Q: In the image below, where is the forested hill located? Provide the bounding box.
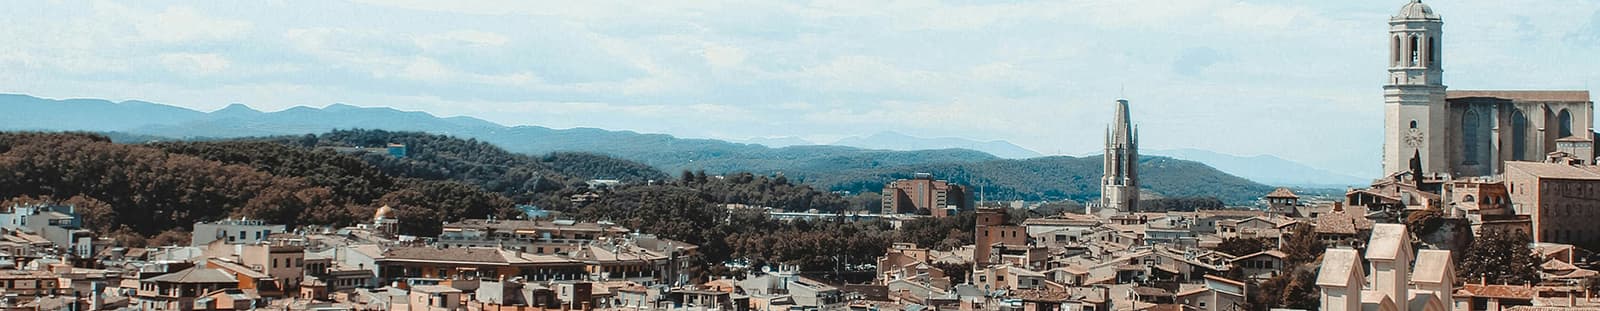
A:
[0,131,857,242]
[801,155,1273,204]
[0,95,1276,204]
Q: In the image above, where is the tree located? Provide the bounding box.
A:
[1215,237,1274,256]
[1458,229,1540,285]
[1252,270,1319,311]
[1280,225,1325,266]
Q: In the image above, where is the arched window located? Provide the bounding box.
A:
[1410,35,1422,66]
[1393,36,1403,66]
[1410,120,1418,129]
[1558,109,1574,138]
[1428,37,1438,67]
[1512,109,1528,160]
[1462,109,1484,165]
[1462,195,1475,203]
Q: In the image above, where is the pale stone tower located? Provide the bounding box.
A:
[1102,98,1139,212]
[1366,224,1414,311]
[1383,0,1448,177]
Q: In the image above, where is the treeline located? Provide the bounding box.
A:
[262,130,667,208]
[805,156,1273,204]
[0,133,346,240]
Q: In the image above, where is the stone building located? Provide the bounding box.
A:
[1381,0,1595,178]
[1102,98,1140,213]
[880,173,968,217]
[1316,224,1453,311]
[1502,161,1600,245]
[974,208,1026,267]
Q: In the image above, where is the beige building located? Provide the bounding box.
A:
[1503,161,1600,245]
[1316,224,1454,311]
[881,173,967,217]
[1380,0,1595,178]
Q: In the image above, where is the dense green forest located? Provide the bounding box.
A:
[804,156,1273,204]
[0,131,970,273]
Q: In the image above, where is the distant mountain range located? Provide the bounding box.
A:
[0,94,1289,203]
[831,131,1044,159]
[1147,149,1369,188]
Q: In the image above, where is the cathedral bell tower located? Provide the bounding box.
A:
[1383,0,1447,178]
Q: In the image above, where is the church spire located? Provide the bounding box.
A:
[1102,98,1140,213]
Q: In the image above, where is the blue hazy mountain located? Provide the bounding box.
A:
[1146,148,1369,188]
[832,131,1044,159]
[735,136,815,148]
[0,93,1281,203]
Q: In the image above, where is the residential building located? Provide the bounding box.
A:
[881,173,968,217]
[191,219,286,246]
[1503,161,1600,245]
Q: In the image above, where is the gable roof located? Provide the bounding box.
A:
[1316,249,1363,287]
[1264,187,1299,199]
[1235,250,1288,261]
[146,267,237,284]
[1365,224,1411,261]
[1411,250,1453,284]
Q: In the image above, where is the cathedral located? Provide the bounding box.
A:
[1102,99,1139,212]
[1381,0,1596,178]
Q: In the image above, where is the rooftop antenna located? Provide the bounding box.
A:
[1120,83,1126,99]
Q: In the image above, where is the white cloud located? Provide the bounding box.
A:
[129,5,252,43]
[0,0,1595,178]
[702,44,748,68]
[160,53,230,75]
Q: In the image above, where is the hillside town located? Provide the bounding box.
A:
[0,1,1598,311]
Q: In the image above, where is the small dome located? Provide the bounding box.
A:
[375,205,394,220]
[1395,0,1439,20]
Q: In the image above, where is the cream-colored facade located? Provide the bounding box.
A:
[1381,1,1596,178]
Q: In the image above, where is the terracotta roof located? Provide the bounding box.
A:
[1542,258,1579,272]
[1010,289,1075,303]
[1132,287,1172,297]
[1264,187,1299,199]
[146,267,237,284]
[1147,304,1185,311]
[1022,218,1100,227]
[1505,162,1600,181]
[1314,210,1373,235]
[1447,90,1591,102]
[1203,275,1245,288]
[1235,250,1288,261]
[1456,284,1537,300]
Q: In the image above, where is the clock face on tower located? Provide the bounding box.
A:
[1405,128,1424,147]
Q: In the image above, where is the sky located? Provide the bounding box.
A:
[3,1,1599,178]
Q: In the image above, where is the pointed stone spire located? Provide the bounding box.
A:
[1102,98,1140,212]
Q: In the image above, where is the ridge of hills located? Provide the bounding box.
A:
[0,94,1279,203]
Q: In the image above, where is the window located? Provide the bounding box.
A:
[1392,35,1403,66]
[1427,36,1437,66]
[1410,35,1421,66]
[1410,120,1417,129]
[1462,109,1485,165]
[1558,109,1574,138]
[1463,195,1475,203]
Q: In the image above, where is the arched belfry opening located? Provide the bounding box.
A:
[1558,109,1574,137]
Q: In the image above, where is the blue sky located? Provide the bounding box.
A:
[3,1,1598,177]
